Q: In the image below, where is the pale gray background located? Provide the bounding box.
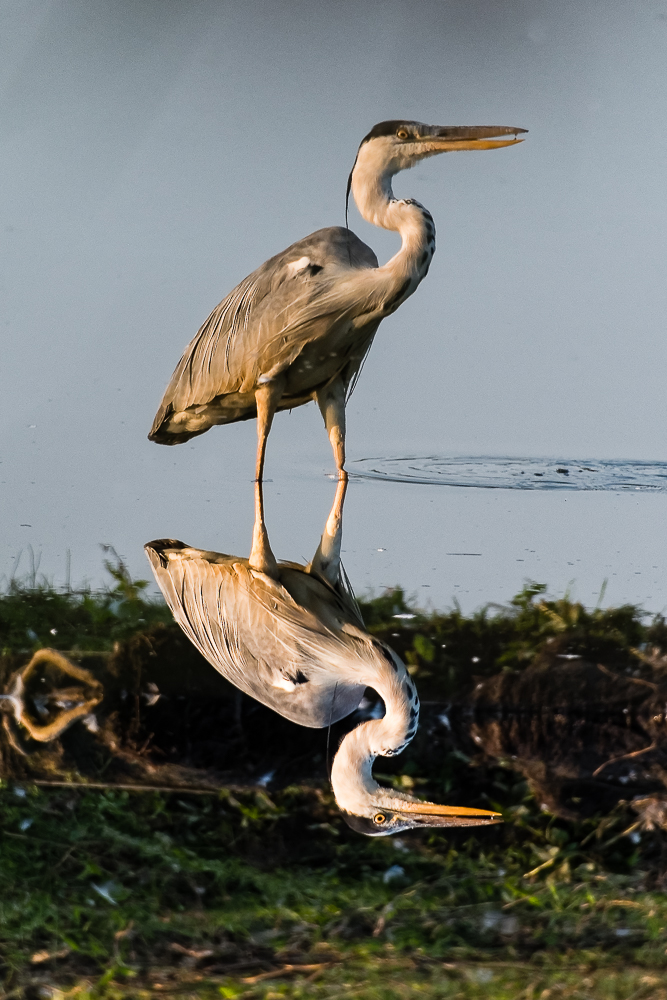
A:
[2,1,666,610]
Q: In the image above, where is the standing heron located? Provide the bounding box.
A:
[149,120,526,571]
[144,481,500,835]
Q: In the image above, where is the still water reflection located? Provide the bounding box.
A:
[6,594,667,837]
[144,479,501,834]
[249,457,667,616]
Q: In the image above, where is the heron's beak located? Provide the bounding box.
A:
[396,799,503,828]
[419,125,527,152]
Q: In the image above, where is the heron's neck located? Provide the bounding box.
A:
[330,644,420,816]
[350,148,435,302]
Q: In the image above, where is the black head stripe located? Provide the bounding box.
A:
[361,120,420,144]
[345,166,354,221]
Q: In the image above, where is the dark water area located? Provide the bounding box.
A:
[4,620,667,834]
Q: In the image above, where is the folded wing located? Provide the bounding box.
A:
[149,228,379,443]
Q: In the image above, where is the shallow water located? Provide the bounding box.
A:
[227,451,667,615]
[333,455,667,611]
[318,468,667,614]
[5,439,667,615]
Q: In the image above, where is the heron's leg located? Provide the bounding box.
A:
[253,377,284,482]
[249,380,283,576]
[308,476,347,585]
[316,376,347,480]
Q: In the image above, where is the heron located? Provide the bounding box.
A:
[144,479,501,835]
[148,120,526,571]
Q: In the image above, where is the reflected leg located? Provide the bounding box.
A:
[249,380,283,576]
[249,478,277,575]
[316,376,347,480]
[308,476,347,586]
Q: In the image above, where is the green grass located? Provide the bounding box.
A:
[2,569,667,997]
[1,778,666,998]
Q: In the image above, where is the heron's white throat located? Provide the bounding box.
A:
[350,137,436,302]
[330,642,420,817]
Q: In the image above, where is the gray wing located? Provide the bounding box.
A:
[145,540,366,728]
[149,227,379,442]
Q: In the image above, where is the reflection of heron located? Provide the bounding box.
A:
[145,480,500,835]
[149,121,525,569]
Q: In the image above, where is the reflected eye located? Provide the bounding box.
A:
[396,129,409,140]
[374,812,387,824]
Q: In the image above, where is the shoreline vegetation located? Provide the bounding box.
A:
[2,558,667,997]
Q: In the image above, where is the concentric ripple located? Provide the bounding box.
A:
[352,457,667,491]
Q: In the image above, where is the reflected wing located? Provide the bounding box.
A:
[145,540,366,728]
[149,227,379,441]
[335,561,365,629]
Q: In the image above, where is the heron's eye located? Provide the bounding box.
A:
[396,129,409,140]
[374,812,387,824]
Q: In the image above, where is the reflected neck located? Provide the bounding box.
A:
[330,644,419,816]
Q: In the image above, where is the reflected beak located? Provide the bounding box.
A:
[419,125,527,152]
[397,799,503,828]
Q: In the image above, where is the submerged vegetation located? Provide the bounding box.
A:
[360,581,664,694]
[0,548,172,655]
[2,562,667,997]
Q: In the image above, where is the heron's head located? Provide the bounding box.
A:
[330,669,502,837]
[354,120,526,177]
[340,789,502,837]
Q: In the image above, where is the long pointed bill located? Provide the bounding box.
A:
[396,799,503,827]
[420,125,527,152]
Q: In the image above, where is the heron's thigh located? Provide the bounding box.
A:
[316,377,346,432]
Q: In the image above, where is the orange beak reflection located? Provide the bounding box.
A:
[396,799,503,828]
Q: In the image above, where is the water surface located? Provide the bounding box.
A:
[353,457,667,492]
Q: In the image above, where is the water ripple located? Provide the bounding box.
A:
[352,457,667,491]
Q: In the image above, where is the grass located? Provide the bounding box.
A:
[1,780,667,998]
[2,565,667,997]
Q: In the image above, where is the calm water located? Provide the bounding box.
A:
[293,459,667,614]
[3,4,667,617]
[4,442,667,615]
